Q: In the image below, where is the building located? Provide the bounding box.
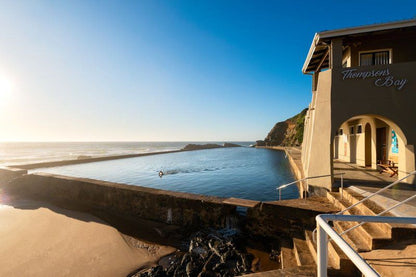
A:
[301,19,416,191]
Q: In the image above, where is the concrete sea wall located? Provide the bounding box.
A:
[0,167,330,240]
[12,150,183,170]
[3,171,236,229]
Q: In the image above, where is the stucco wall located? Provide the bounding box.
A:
[347,29,416,67]
[302,70,333,190]
[303,61,416,189]
[331,62,416,181]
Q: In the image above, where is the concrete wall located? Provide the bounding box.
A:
[3,172,237,229]
[245,202,326,240]
[302,70,333,190]
[0,167,328,240]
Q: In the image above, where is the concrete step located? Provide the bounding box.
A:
[343,188,416,240]
[293,238,315,266]
[334,221,371,252]
[327,192,392,250]
[280,245,297,269]
[242,265,315,276]
[304,230,358,276]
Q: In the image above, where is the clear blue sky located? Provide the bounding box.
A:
[0,0,414,141]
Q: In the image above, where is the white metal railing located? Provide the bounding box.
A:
[337,171,416,215]
[316,214,416,277]
[337,171,416,236]
[277,173,345,201]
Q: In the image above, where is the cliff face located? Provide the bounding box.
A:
[263,108,307,147]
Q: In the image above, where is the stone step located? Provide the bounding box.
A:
[343,188,416,240]
[304,230,358,276]
[280,245,297,269]
[333,221,371,252]
[293,238,315,266]
[327,192,392,250]
[242,265,315,276]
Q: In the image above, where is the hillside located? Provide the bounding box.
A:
[260,108,308,147]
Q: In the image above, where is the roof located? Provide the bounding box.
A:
[302,19,416,74]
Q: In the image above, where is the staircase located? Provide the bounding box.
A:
[280,188,416,276]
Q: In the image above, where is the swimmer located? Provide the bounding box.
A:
[159,170,164,178]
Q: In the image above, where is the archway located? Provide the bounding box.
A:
[332,114,415,183]
[365,123,372,167]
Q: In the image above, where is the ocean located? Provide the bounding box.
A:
[1,142,298,201]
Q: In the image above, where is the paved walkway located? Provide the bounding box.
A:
[334,161,416,206]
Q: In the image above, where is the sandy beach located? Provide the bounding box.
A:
[0,197,175,277]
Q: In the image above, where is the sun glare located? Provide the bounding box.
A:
[0,75,13,100]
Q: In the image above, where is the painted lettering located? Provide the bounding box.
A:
[341,68,406,90]
[375,76,407,90]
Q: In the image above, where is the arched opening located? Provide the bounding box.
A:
[333,114,415,184]
[365,123,372,167]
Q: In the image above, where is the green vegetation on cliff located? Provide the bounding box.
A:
[261,108,307,147]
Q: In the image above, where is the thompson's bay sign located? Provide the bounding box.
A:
[341,68,407,90]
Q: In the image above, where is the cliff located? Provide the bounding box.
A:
[262,108,308,147]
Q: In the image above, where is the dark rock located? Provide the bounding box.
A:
[255,140,266,147]
[182,144,223,151]
[222,143,241,148]
[136,229,253,277]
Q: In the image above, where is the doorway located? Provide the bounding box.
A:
[365,123,372,167]
[376,127,387,163]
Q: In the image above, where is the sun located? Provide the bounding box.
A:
[0,75,13,101]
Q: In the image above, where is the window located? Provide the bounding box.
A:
[357,125,362,134]
[359,50,391,66]
[350,126,354,135]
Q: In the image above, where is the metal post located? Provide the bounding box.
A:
[317,222,328,277]
[340,174,344,200]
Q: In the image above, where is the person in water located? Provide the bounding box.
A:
[159,170,164,177]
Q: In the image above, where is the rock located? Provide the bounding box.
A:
[255,140,266,147]
[138,229,254,277]
[182,144,223,151]
[222,143,241,148]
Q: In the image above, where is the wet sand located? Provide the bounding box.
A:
[0,198,175,277]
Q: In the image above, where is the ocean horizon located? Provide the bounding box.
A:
[0,141,254,167]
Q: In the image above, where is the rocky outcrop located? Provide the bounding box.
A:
[183,143,241,151]
[182,144,223,151]
[261,108,307,147]
[133,229,254,277]
[223,143,241,148]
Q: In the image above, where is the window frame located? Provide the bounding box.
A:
[358,49,392,66]
[356,124,363,135]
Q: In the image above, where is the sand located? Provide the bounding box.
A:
[0,198,175,277]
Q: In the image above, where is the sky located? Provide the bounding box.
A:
[0,0,415,142]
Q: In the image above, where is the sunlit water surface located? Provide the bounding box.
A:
[32,147,298,201]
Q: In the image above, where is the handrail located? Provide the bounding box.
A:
[336,170,416,237]
[337,170,416,215]
[276,172,345,200]
[316,214,416,277]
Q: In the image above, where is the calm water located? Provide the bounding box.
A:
[0,141,252,166]
[31,147,298,201]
